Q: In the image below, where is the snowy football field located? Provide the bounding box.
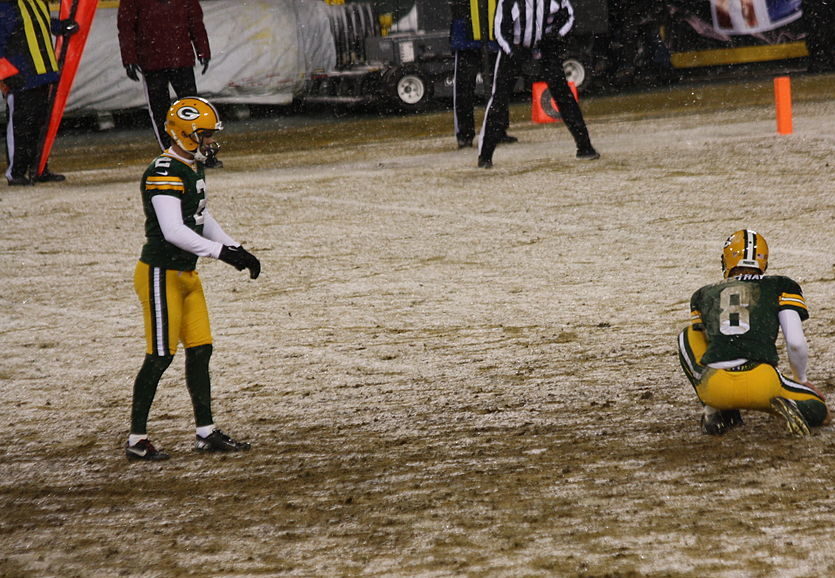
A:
[2,74,835,576]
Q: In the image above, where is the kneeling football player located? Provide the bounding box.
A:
[677,229,829,436]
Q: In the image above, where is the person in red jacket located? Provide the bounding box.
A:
[117,0,218,165]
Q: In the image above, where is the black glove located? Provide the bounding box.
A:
[219,245,260,279]
[544,7,570,39]
[125,64,140,81]
[199,57,210,75]
[52,18,79,36]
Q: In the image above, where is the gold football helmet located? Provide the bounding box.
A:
[721,229,768,277]
[164,97,223,162]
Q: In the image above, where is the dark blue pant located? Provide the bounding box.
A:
[4,83,51,180]
[453,49,508,141]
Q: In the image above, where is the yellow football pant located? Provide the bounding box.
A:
[134,261,213,356]
[678,326,825,411]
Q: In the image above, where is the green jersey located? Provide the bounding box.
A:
[689,274,808,366]
[139,153,207,271]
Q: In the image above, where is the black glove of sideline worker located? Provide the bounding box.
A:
[219,245,261,279]
[125,64,141,81]
[199,57,210,75]
[52,18,79,36]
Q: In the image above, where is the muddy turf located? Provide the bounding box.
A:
[2,73,835,576]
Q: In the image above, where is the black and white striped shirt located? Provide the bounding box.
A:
[494,0,575,54]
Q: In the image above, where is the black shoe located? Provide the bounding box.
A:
[498,134,518,144]
[477,157,493,169]
[203,157,223,169]
[700,409,744,435]
[457,137,473,149]
[126,439,170,461]
[33,170,66,183]
[7,176,31,186]
[576,148,600,161]
[195,429,251,452]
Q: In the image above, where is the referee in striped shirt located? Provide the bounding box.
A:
[477,0,599,168]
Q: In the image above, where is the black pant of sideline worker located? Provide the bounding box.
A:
[477,38,597,168]
[142,67,197,150]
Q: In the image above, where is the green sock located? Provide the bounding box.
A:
[185,344,214,428]
[131,354,173,434]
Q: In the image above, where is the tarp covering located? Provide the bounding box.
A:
[66,0,336,113]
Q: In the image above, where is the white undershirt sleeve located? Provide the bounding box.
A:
[151,195,224,259]
[202,209,239,248]
[779,308,808,382]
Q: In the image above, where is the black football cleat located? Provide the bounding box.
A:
[125,439,170,461]
[477,157,493,169]
[498,134,518,144]
[770,397,811,436]
[195,429,251,452]
[457,137,473,149]
[723,409,744,429]
[700,408,744,435]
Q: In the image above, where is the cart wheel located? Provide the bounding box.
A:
[562,54,592,93]
[386,66,433,112]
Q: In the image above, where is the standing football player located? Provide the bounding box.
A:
[126,97,260,461]
[677,229,830,436]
